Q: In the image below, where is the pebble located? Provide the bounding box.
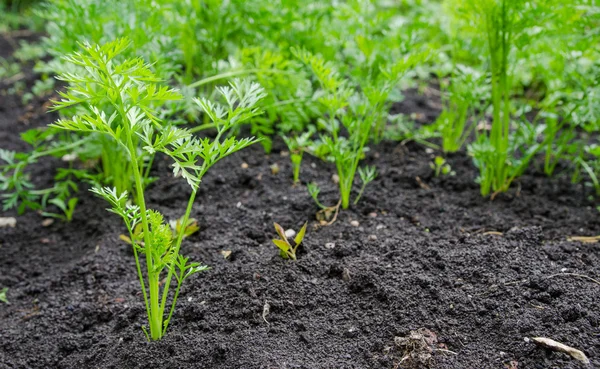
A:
[241,162,249,169]
[332,174,339,184]
[350,220,359,227]
[270,163,280,175]
[344,326,359,338]
[368,212,377,217]
[285,229,296,239]
[325,242,336,249]
[0,217,16,228]
[61,153,77,162]
[41,219,54,227]
[368,235,377,241]
[376,224,386,230]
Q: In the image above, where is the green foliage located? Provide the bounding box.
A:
[272,222,308,260]
[307,182,327,210]
[0,0,44,32]
[354,166,377,205]
[53,40,264,340]
[4,0,600,214]
[0,131,89,217]
[295,48,424,209]
[429,156,454,177]
[282,128,314,184]
[436,65,488,153]
[0,287,8,304]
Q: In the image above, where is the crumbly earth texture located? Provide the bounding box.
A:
[1,35,599,369]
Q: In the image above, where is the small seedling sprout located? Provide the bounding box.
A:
[272,222,308,260]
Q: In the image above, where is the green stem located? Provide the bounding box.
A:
[353,182,368,205]
[159,188,197,321]
[187,68,289,89]
[124,114,160,340]
[30,138,87,160]
[126,221,151,331]
[188,122,216,134]
[162,274,184,335]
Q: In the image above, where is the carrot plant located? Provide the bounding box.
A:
[282,128,314,184]
[50,39,265,340]
[0,130,91,218]
[436,65,488,153]
[448,0,558,196]
[294,48,423,209]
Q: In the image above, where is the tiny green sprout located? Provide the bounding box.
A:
[41,197,78,222]
[354,166,377,205]
[429,156,454,177]
[0,287,8,304]
[282,127,314,184]
[307,182,327,209]
[272,222,308,260]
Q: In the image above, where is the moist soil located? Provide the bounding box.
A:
[1,35,600,369]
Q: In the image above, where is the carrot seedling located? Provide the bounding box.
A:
[282,128,314,184]
[429,156,453,177]
[294,48,424,209]
[50,39,265,340]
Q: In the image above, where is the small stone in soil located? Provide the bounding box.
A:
[350,220,359,227]
[344,327,359,338]
[0,217,16,228]
[368,235,377,241]
[241,162,249,169]
[270,163,280,175]
[325,242,336,249]
[41,218,54,227]
[284,229,296,239]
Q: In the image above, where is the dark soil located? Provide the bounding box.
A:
[1,39,599,369]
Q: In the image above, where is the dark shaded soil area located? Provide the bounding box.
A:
[1,40,600,369]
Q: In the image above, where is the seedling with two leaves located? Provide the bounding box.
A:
[430,156,454,177]
[272,222,308,260]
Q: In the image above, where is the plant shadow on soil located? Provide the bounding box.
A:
[1,37,599,369]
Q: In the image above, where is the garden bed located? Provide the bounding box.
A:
[1,38,600,369]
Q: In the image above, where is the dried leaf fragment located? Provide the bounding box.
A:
[567,235,600,243]
[531,337,590,365]
[262,300,270,324]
